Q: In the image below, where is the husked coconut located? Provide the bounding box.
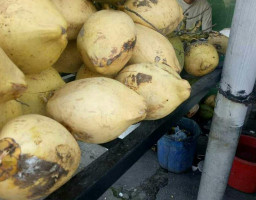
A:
[77,10,136,76]
[0,0,68,74]
[18,67,65,116]
[0,114,80,200]
[51,0,96,40]
[129,24,181,73]
[76,64,103,80]
[184,41,219,76]
[0,48,27,103]
[47,77,147,144]
[0,100,22,130]
[53,40,83,73]
[124,0,183,35]
[116,63,191,120]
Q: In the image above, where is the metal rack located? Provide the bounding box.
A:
[46,68,221,200]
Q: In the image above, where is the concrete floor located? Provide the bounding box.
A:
[98,110,256,200]
[99,147,256,200]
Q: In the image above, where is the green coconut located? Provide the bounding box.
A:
[167,35,184,70]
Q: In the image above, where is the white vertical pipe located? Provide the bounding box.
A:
[197,1,256,200]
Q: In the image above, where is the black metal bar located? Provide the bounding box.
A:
[101,138,121,149]
[46,69,221,200]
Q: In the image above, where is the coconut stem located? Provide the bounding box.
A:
[124,6,163,35]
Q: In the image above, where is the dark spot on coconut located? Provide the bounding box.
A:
[160,67,171,74]
[74,131,93,142]
[11,83,27,98]
[111,47,118,55]
[147,104,164,114]
[61,26,66,35]
[136,73,152,85]
[131,74,136,83]
[0,138,21,182]
[56,144,73,166]
[133,0,158,8]
[154,56,160,63]
[79,26,85,37]
[122,38,136,51]
[107,59,112,66]
[13,154,68,199]
[91,56,99,66]
[104,37,136,66]
[90,37,136,68]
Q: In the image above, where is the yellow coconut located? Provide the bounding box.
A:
[0,100,22,130]
[208,31,229,54]
[129,24,181,73]
[124,0,183,35]
[51,0,96,40]
[53,40,83,73]
[18,67,65,116]
[76,64,103,80]
[0,114,80,200]
[0,48,27,103]
[184,42,219,76]
[0,0,68,74]
[77,10,136,76]
[116,63,191,120]
[47,77,147,144]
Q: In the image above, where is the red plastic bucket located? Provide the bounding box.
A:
[228,135,256,193]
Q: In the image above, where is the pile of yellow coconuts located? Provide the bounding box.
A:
[0,0,226,199]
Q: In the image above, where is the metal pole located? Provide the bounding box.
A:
[197,1,256,200]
